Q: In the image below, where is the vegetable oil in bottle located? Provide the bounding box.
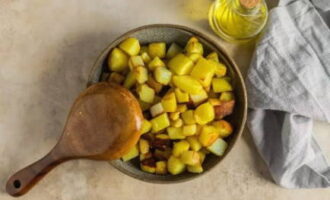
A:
[208,0,268,42]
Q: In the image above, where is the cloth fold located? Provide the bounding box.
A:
[247,0,330,188]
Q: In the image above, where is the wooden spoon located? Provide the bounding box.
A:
[6,82,143,197]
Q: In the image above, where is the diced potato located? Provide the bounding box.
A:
[190,89,208,106]
[182,110,196,125]
[208,98,221,106]
[139,100,151,111]
[123,71,136,89]
[128,55,144,70]
[187,164,203,173]
[151,113,170,132]
[187,136,202,151]
[172,75,203,94]
[139,152,152,161]
[139,46,148,54]
[139,139,150,154]
[148,42,166,58]
[154,67,172,85]
[198,126,219,147]
[122,145,139,161]
[150,103,164,117]
[172,140,190,157]
[141,158,156,173]
[188,53,201,63]
[155,134,170,140]
[119,37,140,56]
[214,100,235,120]
[108,48,129,72]
[194,102,215,125]
[166,43,183,59]
[141,119,152,134]
[168,54,194,75]
[137,84,155,103]
[177,104,188,113]
[185,41,203,55]
[196,124,203,135]
[169,112,180,121]
[180,151,200,165]
[214,62,227,77]
[154,149,172,160]
[148,57,165,71]
[206,52,219,63]
[167,156,186,175]
[155,161,167,174]
[212,78,233,93]
[171,118,183,128]
[190,57,216,87]
[141,52,151,63]
[161,92,177,112]
[174,88,189,103]
[108,72,125,84]
[167,127,185,139]
[219,92,234,101]
[146,75,163,93]
[187,37,199,43]
[206,138,228,156]
[133,66,148,84]
[183,124,197,136]
[198,151,206,163]
[212,120,233,138]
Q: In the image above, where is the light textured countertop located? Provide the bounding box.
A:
[0,0,329,199]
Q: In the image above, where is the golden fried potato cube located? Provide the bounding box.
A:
[208,98,221,106]
[180,150,200,165]
[154,67,172,85]
[123,71,136,89]
[167,156,186,175]
[187,164,203,173]
[141,163,156,173]
[140,119,152,134]
[169,112,180,121]
[181,110,196,125]
[185,41,203,55]
[151,113,170,132]
[219,92,234,101]
[119,37,140,56]
[188,53,201,63]
[154,149,172,160]
[150,102,165,117]
[141,52,151,63]
[190,89,208,106]
[212,120,233,138]
[137,84,155,103]
[108,48,129,72]
[214,62,227,77]
[198,151,206,163]
[128,55,144,70]
[194,102,215,125]
[166,43,183,59]
[172,75,203,94]
[133,66,148,84]
[148,42,166,58]
[190,57,216,87]
[174,88,189,103]
[155,134,170,140]
[172,140,190,157]
[182,124,197,136]
[161,92,177,112]
[121,145,139,161]
[212,78,233,93]
[186,136,202,151]
[139,152,152,161]
[206,52,219,63]
[146,74,163,93]
[171,118,183,128]
[198,126,219,147]
[167,127,185,139]
[214,100,235,120]
[168,54,194,75]
[108,72,125,84]
[148,57,166,71]
[139,139,150,154]
[155,161,168,174]
[176,104,188,113]
[206,138,228,156]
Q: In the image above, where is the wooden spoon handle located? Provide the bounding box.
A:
[6,150,67,197]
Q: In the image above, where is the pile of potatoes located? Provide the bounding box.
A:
[106,36,235,175]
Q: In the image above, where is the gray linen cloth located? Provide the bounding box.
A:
[247,0,330,188]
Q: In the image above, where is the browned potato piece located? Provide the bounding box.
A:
[214,100,235,120]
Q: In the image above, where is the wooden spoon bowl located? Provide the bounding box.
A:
[6,82,143,197]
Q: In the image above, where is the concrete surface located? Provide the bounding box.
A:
[0,0,329,199]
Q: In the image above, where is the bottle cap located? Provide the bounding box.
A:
[239,0,260,9]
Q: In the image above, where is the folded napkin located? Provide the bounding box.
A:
[247,0,330,188]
